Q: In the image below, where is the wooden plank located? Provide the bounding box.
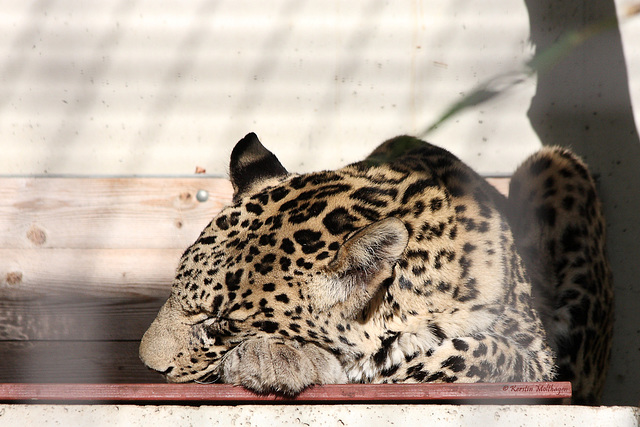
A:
[0,382,571,403]
[0,177,507,251]
[1,248,178,296]
[0,178,509,294]
[486,177,510,197]
[0,341,164,384]
[0,341,570,401]
[0,295,165,341]
[0,177,233,249]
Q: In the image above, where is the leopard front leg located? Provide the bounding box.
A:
[219,336,348,395]
[365,332,555,385]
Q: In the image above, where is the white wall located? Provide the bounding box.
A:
[1,0,639,406]
[1,2,638,175]
[1,1,637,176]
[1,0,545,176]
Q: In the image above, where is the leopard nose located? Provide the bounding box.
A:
[139,344,175,376]
[139,320,178,375]
[138,298,187,375]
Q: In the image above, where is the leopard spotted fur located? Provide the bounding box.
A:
[140,133,612,404]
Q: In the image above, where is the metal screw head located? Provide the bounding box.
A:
[196,189,209,202]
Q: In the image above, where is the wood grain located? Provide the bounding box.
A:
[0,295,165,341]
[0,177,508,292]
[0,177,233,250]
[0,177,506,251]
[0,341,164,384]
[0,382,570,403]
[1,248,179,295]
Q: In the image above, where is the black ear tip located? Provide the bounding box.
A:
[237,132,259,147]
[242,132,259,142]
[232,132,261,160]
[229,132,288,201]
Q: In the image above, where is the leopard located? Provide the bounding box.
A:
[139,132,613,405]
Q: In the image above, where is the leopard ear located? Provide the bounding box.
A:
[316,217,409,317]
[229,133,289,202]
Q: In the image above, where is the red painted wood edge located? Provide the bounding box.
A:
[0,382,571,403]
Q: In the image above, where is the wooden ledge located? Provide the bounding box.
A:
[0,382,571,404]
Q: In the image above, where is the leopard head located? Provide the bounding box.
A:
[139,133,408,383]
